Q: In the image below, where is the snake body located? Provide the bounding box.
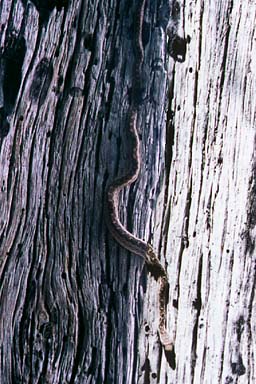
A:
[105,0,175,366]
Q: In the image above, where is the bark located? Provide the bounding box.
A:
[0,0,255,384]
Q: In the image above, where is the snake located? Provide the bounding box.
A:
[104,0,175,368]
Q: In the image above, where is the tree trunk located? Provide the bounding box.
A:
[0,0,255,383]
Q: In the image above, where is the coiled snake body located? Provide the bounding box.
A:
[105,0,175,367]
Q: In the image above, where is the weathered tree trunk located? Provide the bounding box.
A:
[0,0,255,383]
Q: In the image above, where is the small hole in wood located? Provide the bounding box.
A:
[61,272,66,279]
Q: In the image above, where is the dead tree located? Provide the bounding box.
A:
[0,0,255,383]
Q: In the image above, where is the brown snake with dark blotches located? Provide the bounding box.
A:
[105,0,175,367]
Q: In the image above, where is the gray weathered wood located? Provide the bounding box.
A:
[0,0,255,383]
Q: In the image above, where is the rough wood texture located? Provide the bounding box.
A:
[0,0,255,383]
[159,1,256,383]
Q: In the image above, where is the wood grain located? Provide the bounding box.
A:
[0,0,255,383]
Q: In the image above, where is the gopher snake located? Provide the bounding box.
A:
[105,0,175,368]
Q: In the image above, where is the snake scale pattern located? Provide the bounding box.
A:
[105,0,175,368]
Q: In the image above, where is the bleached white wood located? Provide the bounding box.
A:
[141,0,256,382]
